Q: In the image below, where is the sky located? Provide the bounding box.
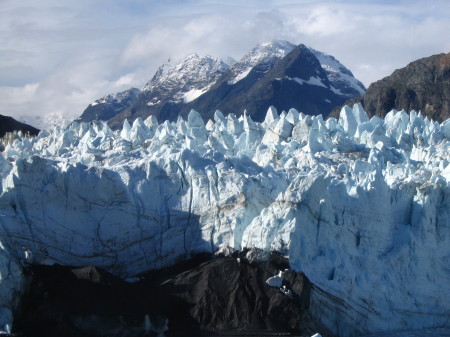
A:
[1,0,449,125]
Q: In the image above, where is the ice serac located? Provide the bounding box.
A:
[1,103,450,336]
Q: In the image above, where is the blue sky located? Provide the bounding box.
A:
[1,0,449,123]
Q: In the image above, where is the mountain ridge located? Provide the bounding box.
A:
[185,44,347,123]
[330,52,450,122]
[0,114,40,138]
[78,41,366,129]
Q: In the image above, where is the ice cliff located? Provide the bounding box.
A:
[1,104,450,336]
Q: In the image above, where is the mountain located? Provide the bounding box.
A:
[181,43,364,124]
[77,41,365,129]
[77,54,231,128]
[331,52,450,122]
[308,47,365,98]
[227,40,296,84]
[79,87,141,123]
[0,114,39,138]
[2,104,450,336]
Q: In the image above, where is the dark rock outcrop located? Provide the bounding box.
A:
[331,52,450,122]
[15,252,312,337]
[0,114,39,138]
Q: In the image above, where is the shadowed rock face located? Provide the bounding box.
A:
[0,115,39,138]
[78,88,141,124]
[15,252,312,337]
[331,52,450,122]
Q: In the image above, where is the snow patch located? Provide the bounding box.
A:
[293,76,327,88]
[308,47,366,95]
[331,85,344,95]
[182,88,207,103]
[228,67,253,84]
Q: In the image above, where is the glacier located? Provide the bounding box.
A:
[1,104,450,336]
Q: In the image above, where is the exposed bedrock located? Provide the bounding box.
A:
[15,252,312,337]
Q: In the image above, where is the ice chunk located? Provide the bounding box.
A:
[305,128,325,153]
[292,115,312,145]
[205,119,214,131]
[130,117,150,143]
[243,113,257,132]
[442,120,450,140]
[339,104,369,138]
[245,248,269,264]
[144,115,158,129]
[262,105,279,127]
[266,274,283,288]
[286,108,300,125]
[352,103,369,124]
[339,105,358,137]
[214,110,226,124]
[215,244,236,257]
[262,115,293,145]
[120,119,132,141]
[226,113,243,136]
[187,109,205,128]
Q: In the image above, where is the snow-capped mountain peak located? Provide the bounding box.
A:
[308,47,366,96]
[90,87,141,107]
[228,40,296,84]
[239,40,296,66]
[143,53,231,103]
[78,40,366,128]
[76,88,141,124]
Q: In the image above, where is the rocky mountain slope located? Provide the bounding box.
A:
[80,88,141,123]
[1,103,450,336]
[77,41,365,129]
[331,52,450,122]
[0,114,39,138]
[180,44,361,125]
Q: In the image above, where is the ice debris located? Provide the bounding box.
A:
[266,271,284,288]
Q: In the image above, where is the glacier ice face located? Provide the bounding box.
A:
[1,104,450,336]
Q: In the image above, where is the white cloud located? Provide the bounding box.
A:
[0,83,40,107]
[0,0,449,126]
[112,74,136,88]
[293,5,359,36]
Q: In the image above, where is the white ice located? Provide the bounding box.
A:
[0,104,449,336]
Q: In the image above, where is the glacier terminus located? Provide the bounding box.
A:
[1,104,450,336]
